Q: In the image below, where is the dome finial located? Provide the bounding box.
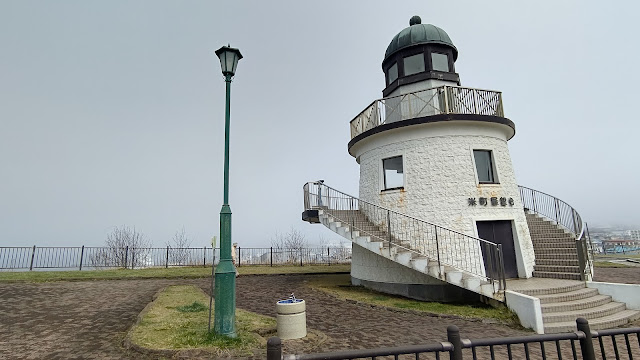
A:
[409,15,421,26]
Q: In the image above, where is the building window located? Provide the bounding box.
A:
[387,63,398,84]
[431,52,450,72]
[473,150,497,183]
[403,54,425,76]
[383,156,404,190]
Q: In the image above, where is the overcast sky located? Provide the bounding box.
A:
[1,1,639,248]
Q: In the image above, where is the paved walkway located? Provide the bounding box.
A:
[0,268,637,359]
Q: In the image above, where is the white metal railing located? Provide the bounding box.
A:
[350,85,504,140]
[304,182,506,292]
[519,185,594,280]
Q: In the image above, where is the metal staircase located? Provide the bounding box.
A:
[303,182,507,301]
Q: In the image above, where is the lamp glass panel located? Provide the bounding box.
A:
[431,53,450,72]
[403,54,425,76]
[387,63,398,84]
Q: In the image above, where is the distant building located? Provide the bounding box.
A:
[627,230,640,241]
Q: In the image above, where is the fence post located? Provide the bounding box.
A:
[124,246,128,269]
[79,245,85,271]
[203,247,206,267]
[447,325,463,360]
[300,248,303,267]
[29,245,36,271]
[328,247,330,266]
[270,247,273,267]
[166,246,169,268]
[266,337,282,360]
[576,318,596,360]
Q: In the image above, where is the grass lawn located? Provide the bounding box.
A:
[0,264,350,282]
[593,261,635,268]
[307,273,521,327]
[128,285,275,357]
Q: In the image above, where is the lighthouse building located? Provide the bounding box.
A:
[302,16,639,333]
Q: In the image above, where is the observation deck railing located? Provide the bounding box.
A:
[350,85,504,140]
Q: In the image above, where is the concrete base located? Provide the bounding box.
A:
[352,276,484,303]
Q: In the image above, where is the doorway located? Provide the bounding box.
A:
[476,220,518,279]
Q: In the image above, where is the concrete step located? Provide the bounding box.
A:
[536,287,599,304]
[541,294,612,313]
[532,241,577,248]
[535,259,580,266]
[530,231,576,241]
[533,253,579,261]
[543,302,627,323]
[534,265,580,273]
[534,248,577,255]
[544,310,640,334]
[533,271,582,280]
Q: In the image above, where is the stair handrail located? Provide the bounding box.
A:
[304,182,506,292]
[518,185,594,280]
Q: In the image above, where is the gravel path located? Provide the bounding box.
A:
[0,267,637,359]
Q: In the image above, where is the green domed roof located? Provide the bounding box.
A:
[384,16,458,62]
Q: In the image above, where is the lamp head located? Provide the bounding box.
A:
[215,45,243,76]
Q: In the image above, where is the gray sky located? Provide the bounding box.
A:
[1,0,639,248]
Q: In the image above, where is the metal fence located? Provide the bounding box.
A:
[0,246,351,271]
[268,318,640,360]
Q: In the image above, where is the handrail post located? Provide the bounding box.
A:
[497,244,506,290]
[435,227,442,278]
[531,188,537,213]
[29,245,36,271]
[576,239,587,281]
[443,86,449,113]
[266,337,282,360]
[572,209,579,235]
[79,245,85,271]
[387,210,392,255]
[554,198,560,224]
[576,318,596,360]
[447,325,463,360]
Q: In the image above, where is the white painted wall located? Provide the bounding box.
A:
[351,243,444,284]
[351,120,534,278]
[505,290,544,334]
[587,281,640,310]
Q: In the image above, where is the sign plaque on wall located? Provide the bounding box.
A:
[467,197,514,207]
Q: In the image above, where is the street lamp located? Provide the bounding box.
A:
[212,44,242,338]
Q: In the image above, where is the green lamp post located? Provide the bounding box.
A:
[212,44,242,337]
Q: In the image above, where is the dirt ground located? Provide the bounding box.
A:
[0,267,637,359]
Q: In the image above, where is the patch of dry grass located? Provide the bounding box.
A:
[307,274,520,326]
[0,264,350,282]
[129,285,276,357]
